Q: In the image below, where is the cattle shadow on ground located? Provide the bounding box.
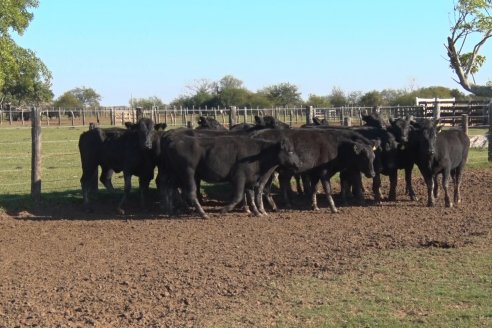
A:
[0,184,397,221]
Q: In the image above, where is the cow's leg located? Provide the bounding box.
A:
[117,174,132,214]
[453,163,465,205]
[433,175,440,198]
[301,173,312,199]
[256,166,278,215]
[221,177,246,214]
[138,177,152,209]
[309,175,320,211]
[321,177,337,213]
[279,172,293,208]
[424,174,435,207]
[294,174,303,196]
[405,165,418,201]
[245,188,261,216]
[262,173,278,212]
[372,173,383,203]
[388,169,398,201]
[100,168,114,191]
[442,169,452,208]
[340,171,350,205]
[80,163,98,210]
[352,173,365,205]
[184,169,207,218]
[241,192,251,214]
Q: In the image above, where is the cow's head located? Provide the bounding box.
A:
[389,115,412,145]
[133,118,155,150]
[254,115,290,130]
[277,137,302,171]
[362,113,386,129]
[350,140,377,178]
[414,118,440,157]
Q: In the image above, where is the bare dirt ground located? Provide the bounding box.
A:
[1,168,491,327]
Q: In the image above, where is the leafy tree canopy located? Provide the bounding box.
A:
[69,87,101,108]
[261,82,302,107]
[53,92,82,109]
[0,0,52,106]
[446,0,492,96]
[130,96,165,109]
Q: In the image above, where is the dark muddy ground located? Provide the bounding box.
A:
[0,168,491,327]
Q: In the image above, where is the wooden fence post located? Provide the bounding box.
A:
[343,116,352,127]
[31,107,42,201]
[229,106,237,127]
[8,103,12,125]
[461,114,468,134]
[306,106,314,125]
[488,100,492,162]
[434,98,441,120]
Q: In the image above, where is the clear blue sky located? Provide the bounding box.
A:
[14,0,490,106]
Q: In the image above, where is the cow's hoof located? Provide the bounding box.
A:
[200,214,209,220]
[445,202,453,208]
[117,208,125,215]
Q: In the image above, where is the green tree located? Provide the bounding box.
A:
[306,94,331,108]
[53,92,83,109]
[328,86,347,107]
[262,82,302,107]
[359,90,383,107]
[446,0,492,97]
[70,87,101,108]
[0,0,52,106]
[216,75,249,107]
[130,96,165,109]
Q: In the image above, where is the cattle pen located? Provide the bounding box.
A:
[0,105,491,327]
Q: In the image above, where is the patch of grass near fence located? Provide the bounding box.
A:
[207,235,492,327]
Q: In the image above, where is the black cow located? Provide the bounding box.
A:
[252,128,378,213]
[337,115,413,202]
[254,115,290,129]
[158,131,302,218]
[416,128,469,207]
[196,116,227,130]
[229,115,290,131]
[79,118,157,213]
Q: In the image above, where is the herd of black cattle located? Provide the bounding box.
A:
[78,113,470,218]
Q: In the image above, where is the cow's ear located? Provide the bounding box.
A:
[353,143,362,154]
[373,139,381,151]
[254,115,262,125]
[280,138,292,151]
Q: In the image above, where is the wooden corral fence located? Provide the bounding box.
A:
[23,101,492,200]
[1,101,489,130]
